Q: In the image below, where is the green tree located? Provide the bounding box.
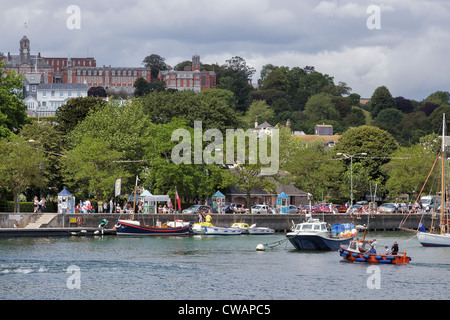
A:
[69,99,154,188]
[373,108,404,135]
[429,105,450,133]
[245,100,274,128]
[56,97,107,136]
[0,134,45,212]
[197,89,237,110]
[343,107,366,128]
[370,85,396,118]
[142,118,225,200]
[217,56,255,112]
[133,77,151,97]
[285,141,344,199]
[304,93,339,123]
[383,143,439,198]
[20,122,65,196]
[397,111,431,146]
[262,68,289,92]
[0,61,29,137]
[335,125,397,183]
[61,136,131,201]
[139,90,242,132]
[142,54,168,78]
[258,63,277,86]
[425,91,450,105]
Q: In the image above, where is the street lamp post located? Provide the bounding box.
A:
[337,152,367,207]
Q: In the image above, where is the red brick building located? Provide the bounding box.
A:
[158,54,216,93]
[2,36,151,94]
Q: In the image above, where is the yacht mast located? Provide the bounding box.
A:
[441,114,445,234]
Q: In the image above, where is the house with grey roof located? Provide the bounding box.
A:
[27,83,88,117]
[225,182,308,207]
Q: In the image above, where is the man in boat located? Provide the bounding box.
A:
[391,241,399,255]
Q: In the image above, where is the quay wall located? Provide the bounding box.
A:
[0,212,431,232]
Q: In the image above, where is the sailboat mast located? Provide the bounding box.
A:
[132,175,138,220]
[441,114,445,234]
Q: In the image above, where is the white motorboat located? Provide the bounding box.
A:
[192,222,241,235]
[231,222,274,235]
[286,215,356,251]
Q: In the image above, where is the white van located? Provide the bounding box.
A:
[420,195,441,211]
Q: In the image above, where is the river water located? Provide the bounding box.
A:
[0,231,449,300]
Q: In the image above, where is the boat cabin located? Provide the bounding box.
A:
[348,239,372,252]
[294,219,328,233]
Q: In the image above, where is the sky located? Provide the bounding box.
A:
[1,0,450,100]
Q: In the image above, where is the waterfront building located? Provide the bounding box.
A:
[225,183,308,207]
[158,54,216,93]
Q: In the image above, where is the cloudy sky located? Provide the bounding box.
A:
[1,0,450,100]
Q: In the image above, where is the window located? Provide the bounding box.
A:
[68,91,72,97]
[51,91,55,97]
[60,91,64,97]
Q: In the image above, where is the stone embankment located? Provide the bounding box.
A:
[0,212,430,236]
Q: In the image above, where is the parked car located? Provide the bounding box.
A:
[378,203,396,213]
[289,205,299,214]
[300,205,316,213]
[182,205,211,214]
[347,204,362,213]
[251,204,269,214]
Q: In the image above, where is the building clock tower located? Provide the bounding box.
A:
[19,35,31,65]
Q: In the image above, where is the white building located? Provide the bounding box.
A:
[25,83,88,117]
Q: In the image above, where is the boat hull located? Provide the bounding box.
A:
[287,234,353,251]
[248,228,274,235]
[417,231,450,247]
[193,225,241,235]
[116,221,191,236]
[339,247,411,264]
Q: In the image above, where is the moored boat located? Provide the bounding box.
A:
[192,214,241,235]
[400,114,450,247]
[203,225,241,235]
[417,231,450,247]
[115,219,192,236]
[231,222,275,235]
[339,239,411,264]
[286,215,356,251]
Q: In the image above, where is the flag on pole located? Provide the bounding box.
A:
[115,178,121,197]
[175,188,181,212]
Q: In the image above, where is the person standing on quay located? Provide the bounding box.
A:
[39,197,45,213]
[109,198,113,214]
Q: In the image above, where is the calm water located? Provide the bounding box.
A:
[0,231,449,300]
